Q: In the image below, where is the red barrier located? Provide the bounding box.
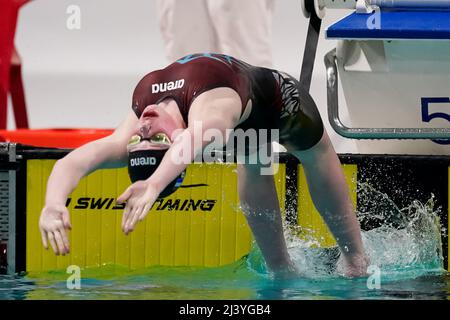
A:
[0,0,30,129]
[0,128,114,148]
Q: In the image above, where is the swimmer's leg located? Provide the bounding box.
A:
[237,161,295,276]
[287,131,368,277]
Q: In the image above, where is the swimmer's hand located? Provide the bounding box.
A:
[39,205,72,256]
[117,181,159,235]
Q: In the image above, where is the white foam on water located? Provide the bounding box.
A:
[268,183,445,280]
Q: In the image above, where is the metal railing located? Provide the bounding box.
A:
[325,49,450,140]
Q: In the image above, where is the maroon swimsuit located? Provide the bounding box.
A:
[132,53,324,151]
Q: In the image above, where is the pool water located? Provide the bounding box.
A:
[0,259,448,300]
[0,188,449,300]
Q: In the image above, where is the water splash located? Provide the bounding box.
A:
[247,182,445,281]
[357,183,444,281]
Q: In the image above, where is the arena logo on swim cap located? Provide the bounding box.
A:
[130,157,157,167]
[152,79,185,94]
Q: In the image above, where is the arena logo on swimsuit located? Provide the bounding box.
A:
[152,79,185,94]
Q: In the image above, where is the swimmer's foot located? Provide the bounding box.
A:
[271,262,299,280]
[339,254,370,278]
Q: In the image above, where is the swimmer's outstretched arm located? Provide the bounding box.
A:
[117,88,241,234]
[39,111,139,255]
